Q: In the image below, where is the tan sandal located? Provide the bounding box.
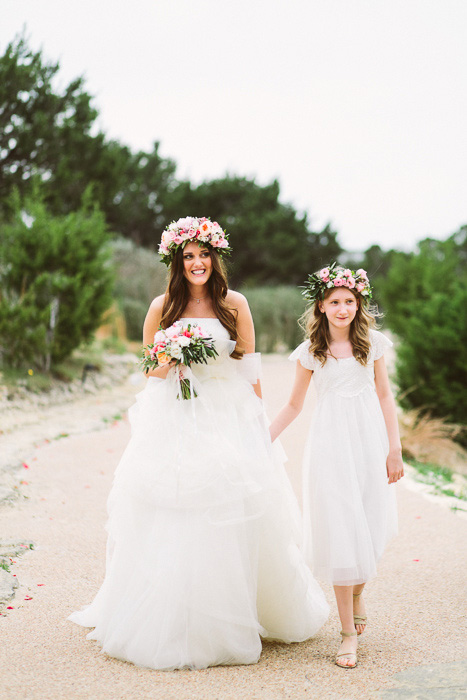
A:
[335,631,358,669]
[353,590,367,634]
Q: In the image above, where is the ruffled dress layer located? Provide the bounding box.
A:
[69,318,329,671]
[289,329,398,586]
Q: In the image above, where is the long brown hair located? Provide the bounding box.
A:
[301,289,378,366]
[160,246,243,359]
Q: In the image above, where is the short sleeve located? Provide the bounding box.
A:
[288,340,316,370]
[237,352,262,383]
[370,329,393,361]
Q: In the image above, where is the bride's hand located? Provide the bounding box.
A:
[145,360,177,379]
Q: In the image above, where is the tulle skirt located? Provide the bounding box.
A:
[302,388,398,586]
[69,372,329,670]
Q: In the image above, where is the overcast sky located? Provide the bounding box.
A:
[2,0,467,251]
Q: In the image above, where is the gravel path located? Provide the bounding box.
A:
[0,357,466,700]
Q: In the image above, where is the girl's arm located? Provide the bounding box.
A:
[374,356,404,484]
[229,291,262,398]
[142,295,174,379]
[269,361,313,442]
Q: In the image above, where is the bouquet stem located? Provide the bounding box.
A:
[177,377,198,401]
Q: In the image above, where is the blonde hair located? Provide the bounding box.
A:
[300,288,379,366]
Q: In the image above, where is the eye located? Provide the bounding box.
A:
[183,253,193,259]
[200,251,210,258]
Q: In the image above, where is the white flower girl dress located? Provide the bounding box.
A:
[69,318,329,671]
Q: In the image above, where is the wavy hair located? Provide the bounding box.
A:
[160,246,243,359]
[300,289,379,366]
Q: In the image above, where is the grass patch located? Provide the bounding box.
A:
[102,412,123,424]
[0,337,134,396]
[407,460,453,484]
[407,459,467,502]
[1,367,54,393]
[0,560,10,573]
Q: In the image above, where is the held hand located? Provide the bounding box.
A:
[386,451,404,484]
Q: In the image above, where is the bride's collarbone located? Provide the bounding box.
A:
[182,299,216,318]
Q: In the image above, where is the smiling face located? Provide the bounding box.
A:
[182,241,213,287]
[319,287,359,331]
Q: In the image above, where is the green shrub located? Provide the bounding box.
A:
[382,228,467,427]
[242,285,306,353]
[120,298,149,341]
[0,191,114,370]
[111,238,167,340]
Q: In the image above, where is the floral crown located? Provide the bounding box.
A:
[302,262,373,303]
[158,216,231,266]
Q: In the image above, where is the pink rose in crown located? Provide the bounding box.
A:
[334,277,345,287]
[356,268,368,279]
[347,276,356,288]
[344,269,352,277]
[319,267,330,282]
[356,281,366,292]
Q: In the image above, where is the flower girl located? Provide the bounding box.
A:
[69,218,328,671]
[270,264,404,669]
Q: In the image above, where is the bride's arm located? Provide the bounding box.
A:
[142,295,174,379]
[228,291,262,399]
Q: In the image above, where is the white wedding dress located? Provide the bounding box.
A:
[69,318,329,671]
[290,329,398,586]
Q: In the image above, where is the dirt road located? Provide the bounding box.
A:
[1,357,466,699]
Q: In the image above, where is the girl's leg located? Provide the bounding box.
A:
[353,583,367,635]
[333,585,357,668]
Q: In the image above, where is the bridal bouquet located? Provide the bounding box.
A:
[141,321,218,399]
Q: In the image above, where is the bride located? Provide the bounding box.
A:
[69,217,329,671]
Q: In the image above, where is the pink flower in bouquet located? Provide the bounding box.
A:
[165,324,180,339]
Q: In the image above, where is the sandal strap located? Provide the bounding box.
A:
[336,652,357,659]
[353,615,367,624]
[340,631,357,637]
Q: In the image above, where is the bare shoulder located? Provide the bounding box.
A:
[148,294,167,315]
[225,289,249,311]
[144,294,166,329]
